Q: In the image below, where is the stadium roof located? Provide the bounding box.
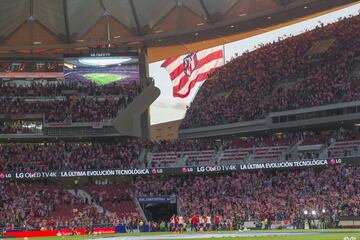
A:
[0,0,358,62]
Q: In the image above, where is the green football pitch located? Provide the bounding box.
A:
[15,229,360,240]
[83,73,126,85]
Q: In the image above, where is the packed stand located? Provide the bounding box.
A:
[64,140,141,170]
[0,140,141,173]
[134,165,360,223]
[0,81,141,123]
[181,15,360,128]
[0,91,139,124]
[0,97,132,123]
[0,81,140,97]
[0,143,65,172]
[0,181,116,230]
[0,129,358,174]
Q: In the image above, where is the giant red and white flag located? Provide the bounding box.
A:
[161,46,223,98]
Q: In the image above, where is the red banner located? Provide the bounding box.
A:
[5,227,116,238]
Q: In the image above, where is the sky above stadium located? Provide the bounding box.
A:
[149,4,360,125]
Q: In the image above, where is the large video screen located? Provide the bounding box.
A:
[64,53,139,86]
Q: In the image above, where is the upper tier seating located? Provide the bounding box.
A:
[181,15,360,129]
[0,80,141,123]
[0,140,141,172]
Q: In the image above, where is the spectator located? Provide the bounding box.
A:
[181,15,360,129]
[134,165,360,224]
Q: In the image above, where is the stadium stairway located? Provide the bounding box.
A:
[66,189,112,217]
[147,149,220,167]
[139,148,147,167]
[350,61,360,78]
[144,150,154,166]
[318,142,333,159]
[176,195,185,216]
[213,148,225,164]
[315,140,331,159]
[128,184,148,224]
[285,139,305,160]
[218,147,252,164]
[209,149,220,165]
[176,155,186,166]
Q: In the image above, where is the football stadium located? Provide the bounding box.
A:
[0,1,359,240]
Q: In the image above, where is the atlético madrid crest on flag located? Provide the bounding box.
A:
[161,46,223,98]
[183,53,198,77]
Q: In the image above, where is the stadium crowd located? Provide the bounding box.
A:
[134,165,360,223]
[0,140,141,172]
[64,140,141,170]
[181,15,360,129]
[0,127,359,173]
[0,14,359,234]
[1,164,358,230]
[0,80,141,123]
[0,181,132,230]
[0,81,141,97]
[0,95,134,123]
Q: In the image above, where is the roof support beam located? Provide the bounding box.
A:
[276,0,287,7]
[63,0,71,43]
[98,0,110,42]
[29,0,34,17]
[98,0,106,12]
[128,0,142,36]
[198,0,214,24]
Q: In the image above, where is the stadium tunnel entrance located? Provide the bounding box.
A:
[138,195,178,222]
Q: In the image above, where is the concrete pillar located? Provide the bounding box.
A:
[138,47,151,140]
